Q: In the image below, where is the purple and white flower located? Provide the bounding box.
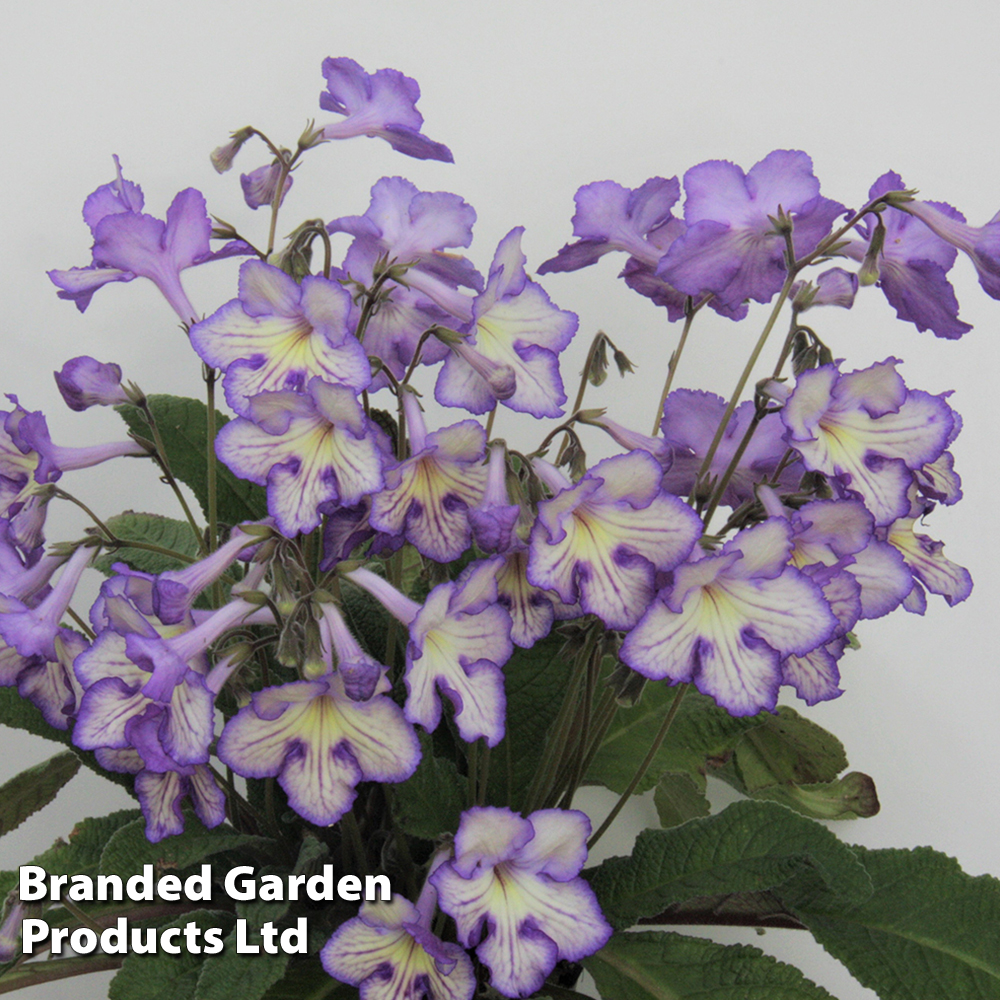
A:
[528,451,703,631]
[190,260,371,415]
[431,806,612,998]
[777,359,956,526]
[216,379,387,537]
[621,519,839,715]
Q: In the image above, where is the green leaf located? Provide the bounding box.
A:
[585,930,837,999]
[100,815,275,878]
[586,800,871,930]
[0,689,134,791]
[587,687,762,795]
[115,395,268,526]
[712,707,878,821]
[31,809,142,879]
[195,929,290,1000]
[715,706,848,792]
[108,911,235,1000]
[653,772,710,829]
[259,959,354,999]
[94,511,203,575]
[754,772,880,821]
[340,582,391,661]
[0,750,80,836]
[786,845,1000,1000]
[392,732,467,840]
[487,634,574,809]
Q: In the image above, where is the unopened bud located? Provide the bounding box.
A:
[210,127,254,173]
[587,334,610,387]
[235,589,269,607]
[211,216,240,241]
[298,119,327,151]
[791,280,818,313]
[613,348,636,377]
[858,216,886,286]
[236,523,275,540]
[879,188,917,207]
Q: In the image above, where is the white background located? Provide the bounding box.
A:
[0,2,998,997]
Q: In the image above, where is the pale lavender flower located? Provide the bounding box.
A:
[328,176,481,290]
[659,389,800,506]
[657,150,845,310]
[216,380,387,538]
[218,668,419,827]
[190,259,371,415]
[469,443,521,554]
[791,267,859,312]
[346,561,513,746]
[431,806,612,998]
[776,359,956,526]
[47,158,218,323]
[322,862,475,1000]
[528,451,703,630]
[2,395,146,486]
[320,57,454,162]
[54,357,131,411]
[621,519,839,715]
[432,229,578,418]
[900,196,1000,300]
[369,393,487,561]
[240,161,292,210]
[843,172,970,339]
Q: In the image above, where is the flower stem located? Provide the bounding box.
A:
[587,683,688,850]
[652,295,706,434]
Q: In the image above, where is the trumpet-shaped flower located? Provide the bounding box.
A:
[469,443,521,554]
[320,58,454,162]
[54,357,131,411]
[328,176,480,290]
[322,858,475,1000]
[369,393,487,561]
[621,519,839,715]
[240,161,292,210]
[844,172,970,339]
[1,395,146,487]
[657,150,844,310]
[887,507,972,613]
[538,176,681,274]
[190,260,371,415]
[431,806,612,998]
[218,669,420,826]
[47,158,218,323]
[347,560,513,745]
[659,390,800,506]
[433,228,578,418]
[528,451,703,631]
[216,379,387,537]
[899,196,1000,300]
[777,359,955,526]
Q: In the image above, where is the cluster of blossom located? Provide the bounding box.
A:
[0,54,983,998]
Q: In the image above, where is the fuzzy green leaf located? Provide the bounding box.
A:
[115,395,268,526]
[108,911,235,1000]
[94,511,203,575]
[100,815,275,878]
[0,690,134,790]
[587,687,762,795]
[392,732,467,840]
[195,928,290,1000]
[653,771,710,829]
[786,845,1000,1000]
[259,959,354,999]
[487,634,574,809]
[26,809,143,881]
[0,750,80,837]
[586,800,871,930]
[585,930,837,999]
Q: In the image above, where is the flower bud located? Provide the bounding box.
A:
[210,126,254,173]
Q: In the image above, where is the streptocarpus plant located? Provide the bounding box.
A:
[0,53,996,1000]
